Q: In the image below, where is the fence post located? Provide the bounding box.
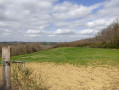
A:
[1,46,11,90]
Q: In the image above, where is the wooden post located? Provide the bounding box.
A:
[1,46,11,90]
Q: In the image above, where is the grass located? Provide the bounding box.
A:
[0,47,119,89]
[7,47,119,66]
[11,64,47,90]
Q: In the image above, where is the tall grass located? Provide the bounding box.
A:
[11,63,48,90]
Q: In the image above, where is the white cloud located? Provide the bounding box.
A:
[0,0,119,42]
[25,34,38,38]
[52,29,75,35]
[52,2,100,20]
[79,29,96,35]
[26,29,46,38]
[26,30,41,34]
[86,19,112,28]
[0,29,12,36]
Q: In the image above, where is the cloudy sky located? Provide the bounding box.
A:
[0,0,119,42]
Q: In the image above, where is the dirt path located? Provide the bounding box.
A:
[27,63,119,90]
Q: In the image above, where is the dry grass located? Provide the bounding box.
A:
[0,65,47,90]
[0,63,119,90]
[11,64,48,90]
[27,63,119,90]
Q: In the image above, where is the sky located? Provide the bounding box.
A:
[0,0,119,42]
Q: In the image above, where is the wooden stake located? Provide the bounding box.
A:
[1,46,11,90]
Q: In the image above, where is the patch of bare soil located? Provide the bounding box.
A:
[28,63,119,90]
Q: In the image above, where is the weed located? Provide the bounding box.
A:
[11,63,48,90]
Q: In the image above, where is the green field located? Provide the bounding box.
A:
[8,47,119,66]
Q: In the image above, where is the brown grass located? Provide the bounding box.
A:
[0,63,119,90]
[27,63,119,90]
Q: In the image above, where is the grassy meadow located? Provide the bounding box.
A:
[9,47,119,66]
[1,47,119,90]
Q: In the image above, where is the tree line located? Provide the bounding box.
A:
[55,20,119,48]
